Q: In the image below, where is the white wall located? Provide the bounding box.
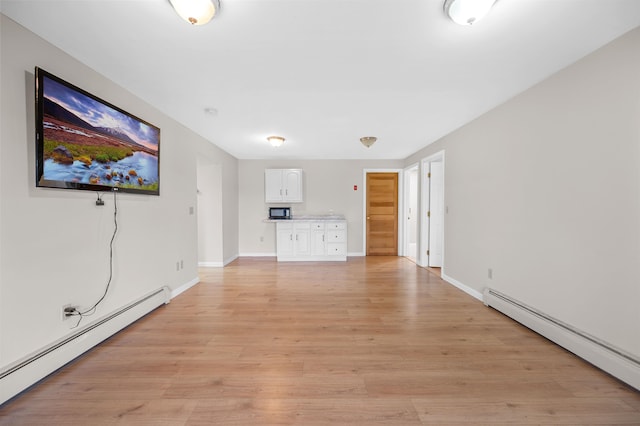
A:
[406,27,640,359]
[239,159,402,255]
[0,15,238,367]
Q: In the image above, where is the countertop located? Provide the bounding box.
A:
[263,214,345,223]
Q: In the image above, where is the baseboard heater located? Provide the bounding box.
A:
[0,286,171,405]
[483,288,640,391]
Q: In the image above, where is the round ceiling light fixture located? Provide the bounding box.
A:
[169,0,220,26]
[443,0,496,26]
[360,136,377,148]
[267,136,285,147]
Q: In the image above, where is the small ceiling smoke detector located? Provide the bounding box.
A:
[267,136,285,147]
[360,136,377,148]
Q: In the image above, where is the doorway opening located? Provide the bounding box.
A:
[196,157,224,267]
[420,151,445,270]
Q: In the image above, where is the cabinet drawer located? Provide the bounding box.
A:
[326,222,346,230]
[327,243,346,256]
[327,230,346,242]
[311,222,325,230]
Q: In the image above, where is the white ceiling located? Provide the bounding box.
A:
[2,0,640,160]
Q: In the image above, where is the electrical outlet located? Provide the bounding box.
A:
[62,304,77,321]
[488,268,493,279]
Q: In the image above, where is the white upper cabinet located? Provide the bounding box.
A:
[265,169,303,203]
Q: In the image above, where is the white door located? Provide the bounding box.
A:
[428,162,444,267]
[404,166,419,262]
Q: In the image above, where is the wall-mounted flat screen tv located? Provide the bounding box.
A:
[35,67,160,195]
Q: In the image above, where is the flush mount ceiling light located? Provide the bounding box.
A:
[443,0,496,26]
[169,0,220,25]
[360,136,377,148]
[267,136,285,147]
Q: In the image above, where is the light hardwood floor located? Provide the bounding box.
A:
[1,257,639,425]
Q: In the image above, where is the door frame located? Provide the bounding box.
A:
[419,150,445,268]
[362,168,404,256]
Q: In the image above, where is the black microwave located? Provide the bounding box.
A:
[269,207,291,219]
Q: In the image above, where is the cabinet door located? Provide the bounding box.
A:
[276,223,294,256]
[311,222,326,256]
[265,169,284,202]
[294,223,311,256]
[283,169,303,202]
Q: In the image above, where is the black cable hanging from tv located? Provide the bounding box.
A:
[72,191,118,328]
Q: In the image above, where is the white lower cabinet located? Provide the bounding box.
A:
[276,222,310,258]
[326,221,347,256]
[276,220,347,261]
[293,223,311,256]
[311,222,326,256]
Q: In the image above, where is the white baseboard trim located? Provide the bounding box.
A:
[198,254,239,268]
[0,287,170,405]
[440,272,483,301]
[239,253,365,258]
[170,276,200,299]
[198,261,223,267]
[484,288,640,391]
[223,254,239,266]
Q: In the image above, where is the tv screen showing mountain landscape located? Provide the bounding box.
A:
[36,68,160,195]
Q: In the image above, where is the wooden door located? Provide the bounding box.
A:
[366,173,398,255]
